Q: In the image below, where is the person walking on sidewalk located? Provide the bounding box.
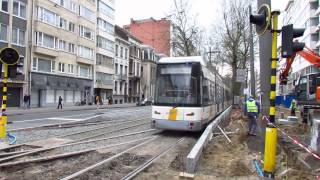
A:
[244,95,260,136]
[23,94,28,109]
[290,99,297,116]
[57,96,63,109]
[96,95,100,111]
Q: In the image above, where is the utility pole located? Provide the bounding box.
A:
[257,0,272,116]
[249,5,256,98]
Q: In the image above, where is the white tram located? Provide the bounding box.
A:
[151,56,231,131]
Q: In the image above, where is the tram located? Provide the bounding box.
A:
[151,56,231,131]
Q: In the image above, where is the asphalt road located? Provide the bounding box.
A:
[7,106,151,130]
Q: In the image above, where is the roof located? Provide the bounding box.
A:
[158,56,207,66]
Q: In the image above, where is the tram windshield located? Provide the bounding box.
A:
[154,64,198,106]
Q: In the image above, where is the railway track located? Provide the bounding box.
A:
[8,108,149,132]
[0,118,153,160]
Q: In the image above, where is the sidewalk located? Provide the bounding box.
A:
[6,103,137,116]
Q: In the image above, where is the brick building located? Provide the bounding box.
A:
[124,18,172,57]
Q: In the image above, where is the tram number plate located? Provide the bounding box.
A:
[168,108,177,121]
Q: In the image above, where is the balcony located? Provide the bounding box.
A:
[115,74,127,81]
[128,72,140,80]
[95,79,113,89]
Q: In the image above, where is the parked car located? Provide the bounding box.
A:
[136,98,153,106]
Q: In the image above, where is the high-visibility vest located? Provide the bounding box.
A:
[290,100,296,109]
[246,100,258,113]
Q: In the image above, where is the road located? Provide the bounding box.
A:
[7,106,151,130]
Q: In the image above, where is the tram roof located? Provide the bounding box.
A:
[158,56,207,66]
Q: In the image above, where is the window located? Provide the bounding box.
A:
[115,81,117,92]
[59,40,67,51]
[60,18,67,30]
[43,33,56,48]
[38,7,58,26]
[69,1,77,12]
[96,54,113,67]
[33,58,55,73]
[13,0,26,18]
[79,25,94,40]
[79,6,95,22]
[68,43,75,53]
[120,47,123,58]
[12,27,25,46]
[68,22,75,32]
[120,65,123,74]
[68,64,74,74]
[58,62,65,72]
[97,18,114,34]
[1,0,8,12]
[79,65,90,78]
[125,48,128,59]
[35,32,58,49]
[78,45,94,59]
[97,36,114,51]
[0,24,7,41]
[98,0,114,18]
[115,63,118,74]
[115,44,118,57]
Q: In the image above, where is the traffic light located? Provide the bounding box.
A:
[250,4,271,36]
[281,24,305,58]
[8,56,24,78]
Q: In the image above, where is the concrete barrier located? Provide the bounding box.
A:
[185,106,232,174]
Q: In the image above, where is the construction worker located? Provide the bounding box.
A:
[244,95,260,136]
[290,99,297,116]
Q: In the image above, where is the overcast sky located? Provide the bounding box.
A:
[115,0,289,28]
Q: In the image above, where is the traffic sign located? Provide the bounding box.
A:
[0,47,19,65]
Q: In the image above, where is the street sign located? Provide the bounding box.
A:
[0,47,19,65]
[236,69,246,82]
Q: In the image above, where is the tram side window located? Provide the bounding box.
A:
[202,78,210,105]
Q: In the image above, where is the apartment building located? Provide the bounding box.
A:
[114,25,129,104]
[124,18,172,57]
[128,35,142,103]
[0,0,28,107]
[30,0,96,107]
[279,0,320,95]
[95,0,115,103]
[141,45,156,101]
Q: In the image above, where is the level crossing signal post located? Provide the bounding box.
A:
[250,3,306,178]
[0,47,20,139]
[250,4,278,178]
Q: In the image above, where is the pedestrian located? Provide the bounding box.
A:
[57,96,63,109]
[290,99,297,116]
[23,94,28,109]
[244,95,260,136]
[96,95,100,111]
[27,94,31,108]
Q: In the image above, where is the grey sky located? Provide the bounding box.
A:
[115,0,289,27]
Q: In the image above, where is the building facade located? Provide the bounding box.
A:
[0,0,28,107]
[124,18,172,57]
[30,0,96,107]
[95,0,115,104]
[279,0,320,95]
[141,45,156,101]
[114,25,129,104]
[128,35,142,103]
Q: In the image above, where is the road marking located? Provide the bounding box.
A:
[46,117,81,121]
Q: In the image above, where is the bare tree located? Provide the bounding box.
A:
[169,0,203,56]
[211,0,252,100]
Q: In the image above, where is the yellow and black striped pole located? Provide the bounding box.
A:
[263,10,280,178]
[0,64,8,138]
